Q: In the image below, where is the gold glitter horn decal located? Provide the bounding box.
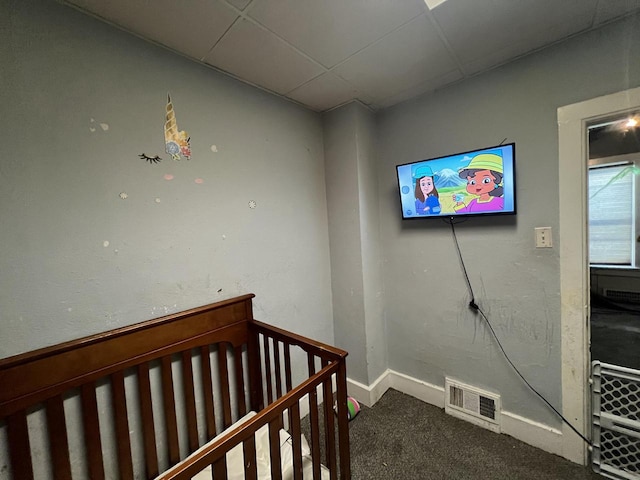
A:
[164,93,191,160]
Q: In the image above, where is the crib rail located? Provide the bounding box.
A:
[158,356,348,479]
[0,295,350,480]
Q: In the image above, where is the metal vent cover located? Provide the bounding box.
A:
[604,289,640,305]
[445,378,500,433]
[592,361,640,479]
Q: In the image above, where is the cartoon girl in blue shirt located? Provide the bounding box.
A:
[413,165,441,215]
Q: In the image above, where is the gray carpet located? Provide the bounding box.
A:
[344,389,602,480]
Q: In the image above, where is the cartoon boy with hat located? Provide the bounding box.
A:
[413,165,441,215]
[452,153,504,213]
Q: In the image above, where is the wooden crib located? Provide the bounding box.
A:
[0,294,350,479]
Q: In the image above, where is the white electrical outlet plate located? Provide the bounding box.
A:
[535,227,553,248]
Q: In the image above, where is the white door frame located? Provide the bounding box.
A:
[558,86,640,464]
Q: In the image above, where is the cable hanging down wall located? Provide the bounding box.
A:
[444,217,592,446]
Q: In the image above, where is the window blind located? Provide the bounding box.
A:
[588,164,634,265]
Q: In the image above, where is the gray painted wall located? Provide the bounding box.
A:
[0,0,334,359]
[3,0,640,443]
[354,106,387,382]
[323,104,369,383]
[376,13,640,426]
[323,103,386,385]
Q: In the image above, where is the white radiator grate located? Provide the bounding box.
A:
[445,378,500,433]
[592,361,640,479]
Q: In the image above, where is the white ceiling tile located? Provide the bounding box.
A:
[203,18,325,95]
[432,0,599,74]
[247,0,426,68]
[225,0,252,10]
[333,14,460,103]
[424,0,449,10]
[286,73,359,112]
[593,0,640,25]
[68,0,238,61]
[68,0,625,111]
[377,69,463,108]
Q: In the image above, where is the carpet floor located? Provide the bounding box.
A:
[344,388,603,480]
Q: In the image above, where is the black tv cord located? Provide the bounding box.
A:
[445,217,592,447]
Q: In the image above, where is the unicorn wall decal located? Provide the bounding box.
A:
[164,93,191,160]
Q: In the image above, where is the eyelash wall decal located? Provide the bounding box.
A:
[139,153,162,164]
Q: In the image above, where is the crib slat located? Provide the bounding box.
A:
[7,411,34,480]
[273,341,283,399]
[263,336,273,405]
[322,367,337,480]
[233,345,247,417]
[284,343,293,392]
[268,418,282,480]
[161,355,180,465]
[46,395,72,480]
[137,363,159,477]
[200,345,217,438]
[336,360,351,479]
[290,402,303,480]
[111,370,134,480]
[81,383,105,480]
[243,434,258,480]
[213,456,227,479]
[307,355,321,479]
[217,343,233,429]
[247,327,264,412]
[181,350,199,452]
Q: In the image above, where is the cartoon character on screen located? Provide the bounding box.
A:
[413,165,441,215]
[452,153,504,213]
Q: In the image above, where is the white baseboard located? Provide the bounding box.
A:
[501,410,563,456]
[389,370,445,408]
[346,370,392,406]
[347,370,563,458]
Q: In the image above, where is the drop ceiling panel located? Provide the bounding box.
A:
[333,14,460,103]
[65,0,638,112]
[432,0,599,74]
[225,0,252,11]
[593,0,640,25]
[377,69,463,109]
[203,18,325,95]
[247,0,426,68]
[68,0,238,61]
[286,72,359,112]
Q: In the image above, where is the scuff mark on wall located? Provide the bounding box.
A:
[88,118,109,133]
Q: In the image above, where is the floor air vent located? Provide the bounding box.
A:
[604,289,640,304]
[445,378,501,433]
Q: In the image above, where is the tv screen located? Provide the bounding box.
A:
[396,143,516,219]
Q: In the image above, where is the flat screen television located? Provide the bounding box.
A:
[396,143,516,219]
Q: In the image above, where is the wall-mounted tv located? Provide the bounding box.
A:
[396,143,516,220]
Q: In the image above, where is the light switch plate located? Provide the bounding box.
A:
[535,227,553,248]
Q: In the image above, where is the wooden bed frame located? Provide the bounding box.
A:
[0,294,350,479]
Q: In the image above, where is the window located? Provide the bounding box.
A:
[588,163,634,265]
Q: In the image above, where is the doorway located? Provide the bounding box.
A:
[558,86,640,465]
[588,119,640,371]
